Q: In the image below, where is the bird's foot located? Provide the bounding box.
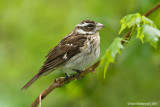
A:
[72,69,83,79]
[64,73,70,84]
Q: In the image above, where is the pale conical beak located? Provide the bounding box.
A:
[96,23,104,31]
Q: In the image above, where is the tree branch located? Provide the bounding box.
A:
[30,61,100,107]
[30,2,160,107]
[143,2,160,17]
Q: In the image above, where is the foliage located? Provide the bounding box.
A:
[100,37,124,78]
[137,24,160,48]
[101,13,160,78]
[120,13,160,48]
[119,13,142,34]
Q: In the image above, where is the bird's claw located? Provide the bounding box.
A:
[64,73,70,84]
[72,69,83,79]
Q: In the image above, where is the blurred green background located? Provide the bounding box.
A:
[0,0,160,107]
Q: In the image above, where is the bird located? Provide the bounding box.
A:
[21,20,104,90]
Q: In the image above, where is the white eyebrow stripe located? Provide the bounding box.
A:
[77,22,89,27]
[76,29,93,34]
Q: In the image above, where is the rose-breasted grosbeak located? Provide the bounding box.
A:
[22,20,104,90]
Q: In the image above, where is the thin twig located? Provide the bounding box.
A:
[30,2,160,107]
[143,2,160,17]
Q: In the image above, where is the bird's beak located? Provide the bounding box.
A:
[96,23,104,31]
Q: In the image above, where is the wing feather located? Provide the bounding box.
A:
[38,35,87,75]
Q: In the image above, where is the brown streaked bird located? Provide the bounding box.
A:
[21,20,104,90]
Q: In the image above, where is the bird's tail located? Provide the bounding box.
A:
[21,73,40,90]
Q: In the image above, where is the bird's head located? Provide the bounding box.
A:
[74,20,104,35]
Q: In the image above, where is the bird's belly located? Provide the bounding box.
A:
[61,45,100,74]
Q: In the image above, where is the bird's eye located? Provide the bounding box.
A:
[87,24,94,27]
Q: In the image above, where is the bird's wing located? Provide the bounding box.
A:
[39,34,87,76]
[21,35,87,90]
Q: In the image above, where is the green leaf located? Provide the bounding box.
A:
[143,24,160,48]
[136,24,144,43]
[107,38,124,62]
[136,24,160,48]
[119,13,141,34]
[101,37,124,78]
[141,16,156,27]
[119,13,157,35]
